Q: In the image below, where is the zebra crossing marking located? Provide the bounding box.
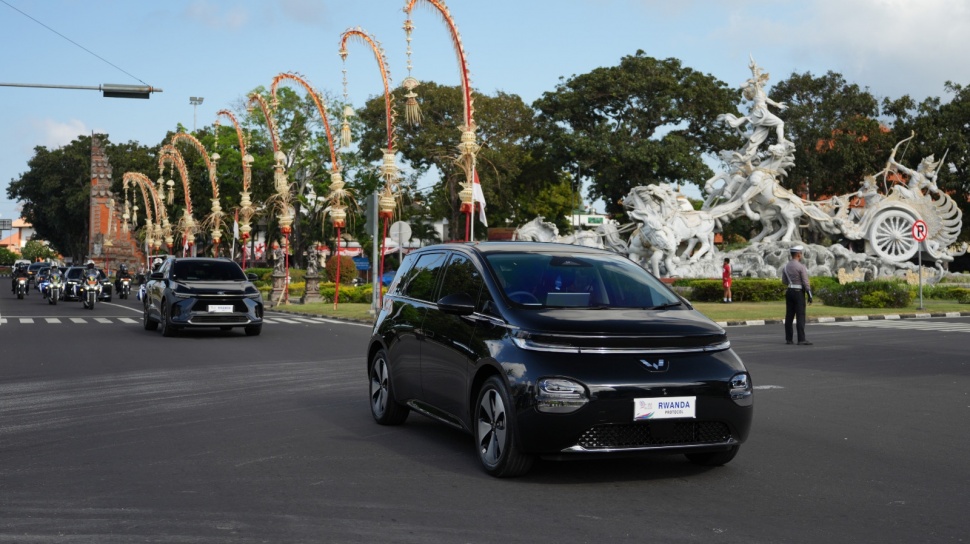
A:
[0,315,371,328]
[821,320,970,333]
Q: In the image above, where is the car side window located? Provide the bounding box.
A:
[399,252,446,302]
[438,253,484,308]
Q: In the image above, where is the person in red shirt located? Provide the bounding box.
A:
[722,257,732,303]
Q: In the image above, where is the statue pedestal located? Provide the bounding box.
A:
[301,272,323,304]
[268,271,287,307]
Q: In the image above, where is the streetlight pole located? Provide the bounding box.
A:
[0,82,163,98]
[189,96,204,132]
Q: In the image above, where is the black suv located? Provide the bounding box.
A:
[63,266,113,301]
[367,242,753,477]
[143,257,263,337]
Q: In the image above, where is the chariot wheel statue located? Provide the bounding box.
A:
[868,209,919,262]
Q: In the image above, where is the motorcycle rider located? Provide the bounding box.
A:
[41,265,63,300]
[115,263,132,293]
[11,262,30,294]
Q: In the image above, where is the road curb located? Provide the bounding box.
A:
[715,311,970,327]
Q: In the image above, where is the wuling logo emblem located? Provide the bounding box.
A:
[640,359,667,372]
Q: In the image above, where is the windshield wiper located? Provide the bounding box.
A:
[648,301,683,310]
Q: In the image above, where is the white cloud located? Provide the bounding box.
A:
[29,118,90,150]
[279,0,327,24]
[182,1,249,30]
[720,0,970,99]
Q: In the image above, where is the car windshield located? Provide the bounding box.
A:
[172,260,247,281]
[485,252,682,309]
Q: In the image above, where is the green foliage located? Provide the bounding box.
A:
[21,240,58,262]
[770,71,895,199]
[678,278,787,302]
[916,284,970,300]
[816,280,912,308]
[358,82,556,234]
[319,283,374,304]
[534,51,739,216]
[954,288,970,304]
[0,247,19,266]
[325,255,358,284]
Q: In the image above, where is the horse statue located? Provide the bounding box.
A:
[624,184,718,268]
[512,216,605,248]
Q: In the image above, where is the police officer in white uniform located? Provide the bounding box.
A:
[781,245,813,345]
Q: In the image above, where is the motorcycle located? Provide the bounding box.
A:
[15,277,28,299]
[80,271,102,310]
[45,274,63,305]
[118,277,132,299]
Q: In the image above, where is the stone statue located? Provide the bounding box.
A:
[718,56,792,162]
[304,246,320,276]
[271,241,285,275]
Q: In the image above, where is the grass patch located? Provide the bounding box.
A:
[272,299,970,324]
[692,299,968,322]
[271,301,375,322]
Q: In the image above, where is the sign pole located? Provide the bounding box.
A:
[912,219,928,311]
[918,242,924,310]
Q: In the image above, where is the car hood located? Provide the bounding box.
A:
[172,281,253,295]
[504,307,727,350]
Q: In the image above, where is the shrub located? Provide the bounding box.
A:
[953,288,970,304]
[319,283,374,303]
[325,256,358,285]
[816,280,911,308]
[678,278,786,302]
[917,284,970,300]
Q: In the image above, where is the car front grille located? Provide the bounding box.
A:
[190,315,249,324]
[577,421,732,450]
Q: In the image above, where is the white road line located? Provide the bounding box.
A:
[70,318,87,324]
[118,318,138,324]
[821,321,970,332]
[19,318,33,324]
[268,318,301,324]
[45,318,61,324]
[94,318,113,324]
[291,318,321,324]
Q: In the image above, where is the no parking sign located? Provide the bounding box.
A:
[912,220,928,242]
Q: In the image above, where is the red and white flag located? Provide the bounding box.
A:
[473,169,487,226]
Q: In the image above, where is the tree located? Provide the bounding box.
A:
[21,239,58,262]
[0,247,19,266]
[356,82,563,234]
[887,82,970,237]
[8,136,93,262]
[767,71,896,199]
[533,51,739,217]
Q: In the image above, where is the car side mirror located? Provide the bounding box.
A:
[150,272,164,280]
[437,292,476,316]
[247,273,258,281]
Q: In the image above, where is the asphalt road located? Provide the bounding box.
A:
[1,284,968,543]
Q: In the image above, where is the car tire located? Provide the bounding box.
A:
[143,304,158,331]
[474,375,534,478]
[244,325,262,336]
[685,445,740,467]
[160,304,178,337]
[369,349,409,425]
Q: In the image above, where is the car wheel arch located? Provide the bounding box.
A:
[468,361,508,424]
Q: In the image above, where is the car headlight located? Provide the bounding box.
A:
[729,372,753,406]
[535,378,589,413]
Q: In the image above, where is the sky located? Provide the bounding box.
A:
[3,0,970,225]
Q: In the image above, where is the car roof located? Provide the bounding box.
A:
[411,241,614,257]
